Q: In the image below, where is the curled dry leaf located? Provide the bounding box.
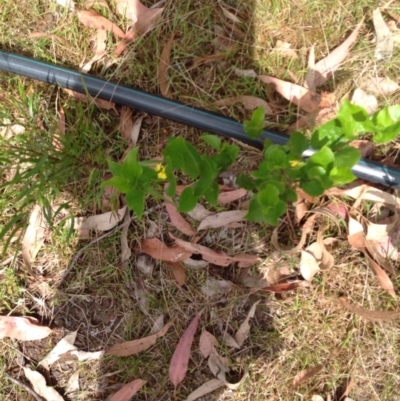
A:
[213,96,273,114]
[110,379,144,401]
[366,253,396,298]
[165,202,196,236]
[373,8,393,60]
[260,281,309,293]
[351,88,378,114]
[293,365,323,387]
[80,29,107,72]
[305,229,335,271]
[234,300,260,347]
[172,235,259,267]
[22,204,48,269]
[166,262,186,286]
[77,9,125,38]
[66,370,80,395]
[0,316,52,341]
[360,76,399,96]
[107,320,173,356]
[199,330,218,358]
[305,18,364,88]
[339,297,400,321]
[217,188,247,205]
[169,314,200,388]
[23,367,64,401]
[187,204,214,221]
[299,250,320,281]
[159,33,175,98]
[201,278,232,297]
[75,206,127,235]
[71,350,104,361]
[197,210,247,231]
[39,331,77,368]
[258,75,322,113]
[140,237,192,262]
[185,379,224,401]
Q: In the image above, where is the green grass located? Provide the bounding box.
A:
[1,0,400,400]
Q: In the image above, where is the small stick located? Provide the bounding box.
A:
[5,373,44,401]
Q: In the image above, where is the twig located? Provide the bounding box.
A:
[5,373,44,401]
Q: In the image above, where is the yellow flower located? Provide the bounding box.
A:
[289,159,300,167]
[154,164,167,180]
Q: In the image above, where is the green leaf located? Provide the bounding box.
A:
[373,121,400,143]
[193,158,215,196]
[126,188,145,219]
[264,145,287,169]
[285,188,297,202]
[257,184,280,206]
[101,176,130,193]
[214,145,239,171]
[329,166,356,186]
[245,197,269,222]
[201,134,221,150]
[301,179,325,196]
[236,173,255,190]
[307,165,327,180]
[288,132,309,157]
[164,137,186,170]
[183,141,201,178]
[178,187,198,212]
[204,182,219,206]
[334,146,361,168]
[372,105,400,130]
[308,146,334,170]
[252,106,265,126]
[311,119,346,149]
[165,156,176,198]
[107,160,124,177]
[262,200,286,226]
[337,100,375,135]
[122,147,143,185]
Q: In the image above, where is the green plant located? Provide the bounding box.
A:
[105,101,400,226]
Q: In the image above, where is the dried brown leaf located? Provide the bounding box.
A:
[373,8,393,60]
[220,5,241,23]
[171,235,258,267]
[166,262,186,286]
[351,88,378,114]
[113,29,136,58]
[275,40,298,58]
[140,238,191,262]
[260,281,309,293]
[339,297,400,321]
[120,106,134,141]
[159,33,174,98]
[39,331,77,367]
[107,320,173,356]
[185,379,224,401]
[77,9,125,38]
[64,88,116,110]
[201,278,232,297]
[293,365,323,387]
[165,202,196,236]
[22,204,48,269]
[305,229,335,271]
[169,314,200,387]
[197,210,246,231]
[109,379,144,401]
[347,216,366,251]
[217,188,247,204]
[299,250,320,281]
[23,368,64,401]
[258,75,322,113]
[75,206,126,234]
[234,300,260,347]
[199,330,218,358]
[0,316,52,341]
[349,140,374,158]
[360,76,399,95]
[305,18,364,87]
[80,29,107,72]
[366,254,396,298]
[187,204,214,221]
[213,96,273,114]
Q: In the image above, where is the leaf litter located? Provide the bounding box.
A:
[293,365,323,387]
[24,367,65,401]
[339,297,400,321]
[0,316,52,341]
[109,379,144,401]
[234,300,260,347]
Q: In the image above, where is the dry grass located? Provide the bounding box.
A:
[1,0,400,400]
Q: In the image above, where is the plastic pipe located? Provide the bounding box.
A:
[0,51,399,189]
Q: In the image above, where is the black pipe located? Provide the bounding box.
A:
[0,51,399,189]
